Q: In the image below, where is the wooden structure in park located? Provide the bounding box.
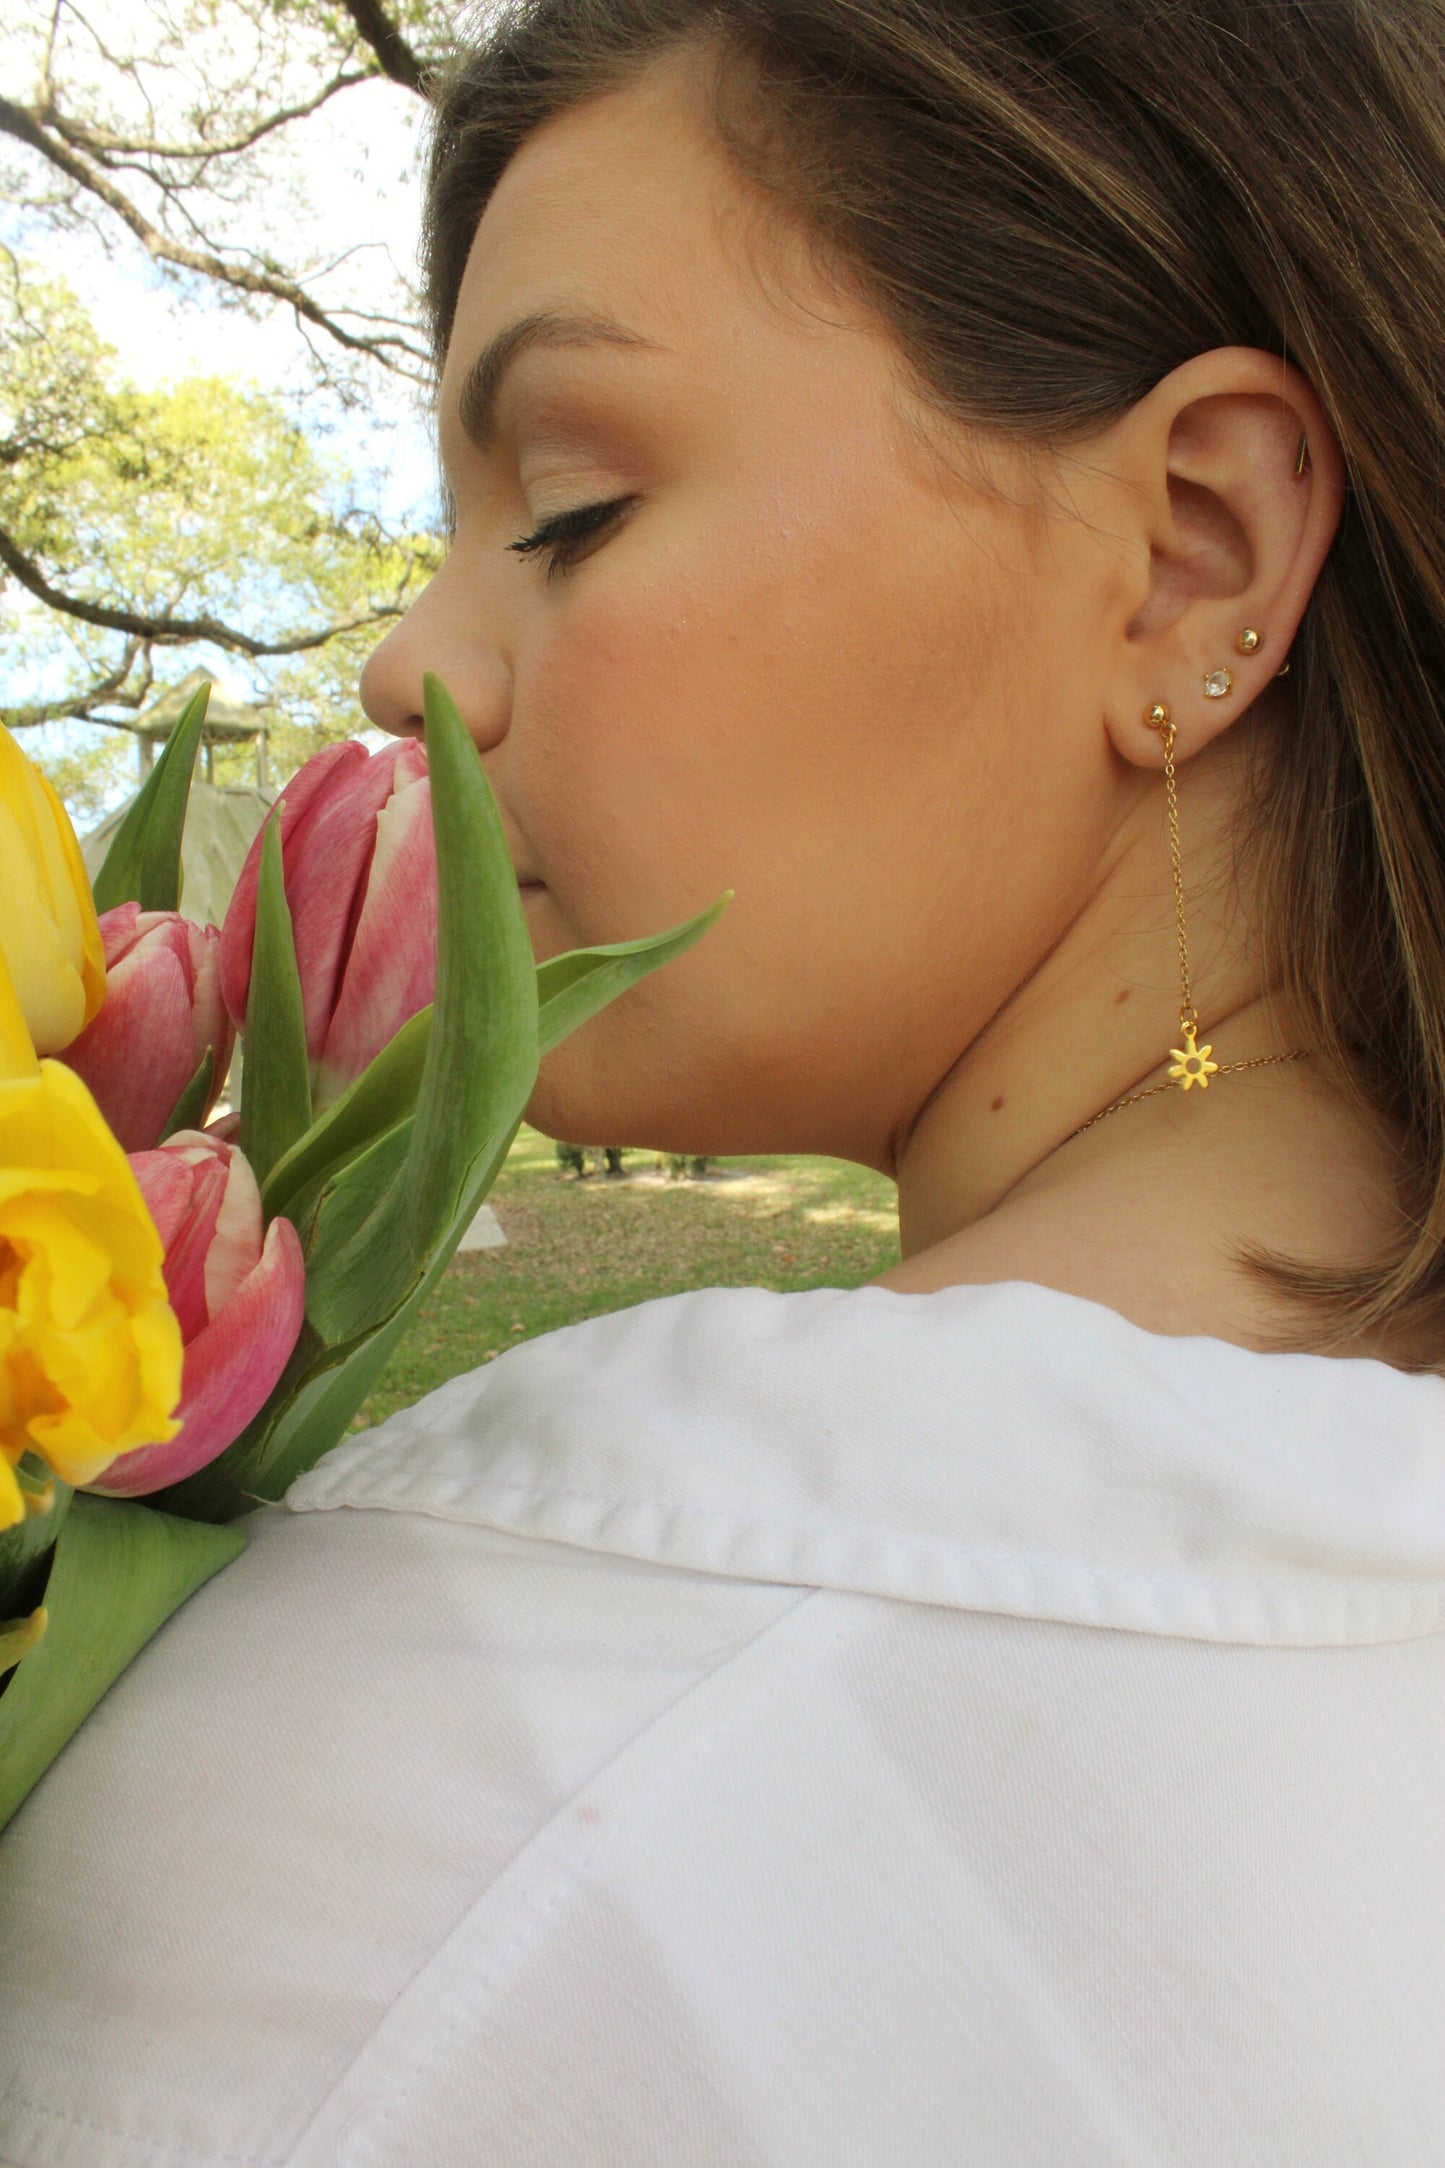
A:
[81,670,278,930]
[132,668,272,789]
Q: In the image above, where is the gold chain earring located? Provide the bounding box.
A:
[1072,703,1310,1136]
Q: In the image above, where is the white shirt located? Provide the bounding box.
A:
[2,1276,1444,2168]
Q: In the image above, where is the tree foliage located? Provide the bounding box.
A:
[0,0,453,796]
[1,254,441,789]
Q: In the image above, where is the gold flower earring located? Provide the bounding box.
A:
[1072,700,1311,1136]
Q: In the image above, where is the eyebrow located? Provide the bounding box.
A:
[454,308,669,452]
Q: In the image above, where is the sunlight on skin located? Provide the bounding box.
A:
[361,47,1409,1360]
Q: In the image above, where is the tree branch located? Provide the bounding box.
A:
[0,93,429,375]
[0,640,150,729]
[37,72,374,169]
[0,522,403,656]
[335,0,432,94]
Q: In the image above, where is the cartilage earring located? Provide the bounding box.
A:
[1202,667,1233,699]
[1236,628,1261,654]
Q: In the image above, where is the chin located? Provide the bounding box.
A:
[524,980,839,1156]
[523,1030,727,1157]
[523,1082,715,1157]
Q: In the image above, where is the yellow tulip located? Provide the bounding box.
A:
[0,952,182,1529]
[0,724,106,1055]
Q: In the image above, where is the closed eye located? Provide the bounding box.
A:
[507,494,638,582]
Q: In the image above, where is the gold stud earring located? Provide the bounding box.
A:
[1236,628,1262,654]
[1202,667,1233,699]
[1069,703,1314,1135]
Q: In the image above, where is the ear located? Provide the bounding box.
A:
[1090,347,1347,769]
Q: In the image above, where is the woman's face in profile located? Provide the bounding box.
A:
[361,49,1122,1170]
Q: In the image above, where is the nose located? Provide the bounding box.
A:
[358,554,509,755]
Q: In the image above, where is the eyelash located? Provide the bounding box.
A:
[507,495,636,582]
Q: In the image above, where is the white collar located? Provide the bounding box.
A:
[289,1277,1445,1647]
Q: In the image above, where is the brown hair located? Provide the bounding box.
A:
[423,0,1445,1366]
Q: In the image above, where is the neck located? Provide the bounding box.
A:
[891,722,1286,1247]
[880,723,1408,1359]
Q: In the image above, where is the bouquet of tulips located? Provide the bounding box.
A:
[0,678,726,1828]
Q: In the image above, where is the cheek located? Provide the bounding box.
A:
[509,480,1059,1156]
[511,492,1023,918]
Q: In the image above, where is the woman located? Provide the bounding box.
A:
[2,2,1443,2160]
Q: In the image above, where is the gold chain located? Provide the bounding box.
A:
[1070,709,1310,1139]
[1072,1048,1310,1135]
[1158,714,1194,1034]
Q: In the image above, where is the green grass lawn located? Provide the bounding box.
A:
[353,1125,900,1429]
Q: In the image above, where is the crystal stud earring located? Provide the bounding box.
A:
[1203,667,1234,699]
[1236,628,1262,654]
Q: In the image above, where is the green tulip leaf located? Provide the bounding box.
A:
[251,1110,526,1501]
[155,1111,526,1518]
[258,811,692,1236]
[237,813,311,1188]
[298,1115,416,1341]
[0,1494,244,1831]
[92,682,209,915]
[295,674,540,1348]
[0,1475,72,1628]
[401,674,540,1270]
[260,1004,432,1227]
[159,1046,215,1142]
[536,891,733,1057]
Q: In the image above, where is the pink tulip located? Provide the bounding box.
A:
[63,904,235,1152]
[87,1131,305,1497]
[220,738,437,1112]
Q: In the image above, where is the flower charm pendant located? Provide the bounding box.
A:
[1168,1024,1219,1091]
